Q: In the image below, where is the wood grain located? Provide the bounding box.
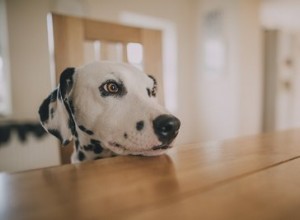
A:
[129,156,300,220]
[84,18,142,43]
[141,29,164,105]
[1,129,300,219]
[52,14,84,77]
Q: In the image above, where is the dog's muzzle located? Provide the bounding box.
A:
[153,114,181,145]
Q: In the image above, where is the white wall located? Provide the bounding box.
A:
[6,0,52,120]
[194,0,263,141]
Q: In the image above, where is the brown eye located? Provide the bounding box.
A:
[99,80,127,97]
[105,82,119,93]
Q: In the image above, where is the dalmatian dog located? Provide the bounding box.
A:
[39,61,180,163]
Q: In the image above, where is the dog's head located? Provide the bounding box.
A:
[39,61,180,160]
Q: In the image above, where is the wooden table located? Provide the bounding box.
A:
[1,129,300,220]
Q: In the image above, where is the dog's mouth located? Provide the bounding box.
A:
[151,143,172,150]
[107,141,172,154]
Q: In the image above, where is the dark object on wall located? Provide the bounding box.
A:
[0,121,48,146]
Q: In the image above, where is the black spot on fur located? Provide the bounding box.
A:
[136,121,144,131]
[48,129,63,143]
[147,88,151,97]
[110,142,122,148]
[39,92,54,123]
[148,75,157,97]
[69,99,75,114]
[61,96,77,140]
[83,145,93,151]
[68,119,76,136]
[60,68,75,99]
[78,125,94,135]
[75,139,80,150]
[39,101,50,123]
[115,143,121,147]
[93,144,103,154]
[78,151,85,161]
[90,139,103,154]
[124,133,128,139]
[91,139,100,144]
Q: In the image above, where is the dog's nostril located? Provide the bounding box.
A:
[153,114,181,143]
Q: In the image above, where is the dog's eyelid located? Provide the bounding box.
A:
[104,81,119,93]
[99,79,127,97]
[152,87,157,97]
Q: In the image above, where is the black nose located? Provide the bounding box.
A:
[153,114,181,143]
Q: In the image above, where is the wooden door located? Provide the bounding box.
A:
[50,13,163,164]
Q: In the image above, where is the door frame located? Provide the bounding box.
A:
[262,29,278,132]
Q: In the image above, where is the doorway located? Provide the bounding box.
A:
[262,29,300,132]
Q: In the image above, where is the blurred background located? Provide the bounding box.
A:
[1,0,300,172]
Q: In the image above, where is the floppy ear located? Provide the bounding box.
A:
[38,68,77,145]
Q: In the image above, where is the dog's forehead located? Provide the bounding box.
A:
[76,61,151,86]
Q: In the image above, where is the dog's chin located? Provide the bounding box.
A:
[107,141,173,156]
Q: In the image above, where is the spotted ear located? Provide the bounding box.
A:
[38,68,76,145]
